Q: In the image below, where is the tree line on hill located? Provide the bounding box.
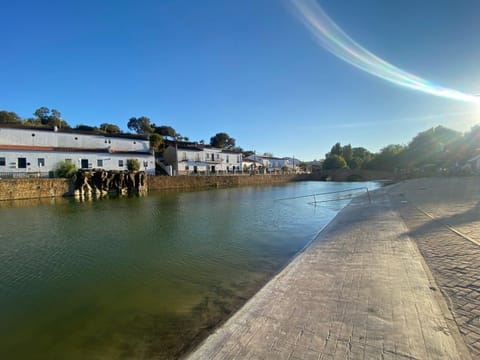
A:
[0,107,240,154]
[322,125,480,174]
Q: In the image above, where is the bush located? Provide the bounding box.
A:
[127,158,141,171]
[55,161,77,178]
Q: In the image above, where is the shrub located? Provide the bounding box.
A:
[55,161,77,178]
[127,158,141,171]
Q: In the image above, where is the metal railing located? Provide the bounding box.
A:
[0,171,54,179]
[275,187,371,204]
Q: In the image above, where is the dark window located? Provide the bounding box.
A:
[38,158,45,167]
[81,159,89,169]
[118,160,124,167]
[0,157,5,166]
[18,158,27,168]
[97,159,103,167]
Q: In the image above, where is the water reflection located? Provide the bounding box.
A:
[0,181,379,359]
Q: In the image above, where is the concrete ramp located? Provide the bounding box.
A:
[187,188,469,359]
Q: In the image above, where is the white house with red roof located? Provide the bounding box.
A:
[0,125,155,176]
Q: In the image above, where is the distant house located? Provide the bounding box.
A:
[163,141,242,175]
[245,154,300,173]
[0,125,155,176]
[467,153,480,171]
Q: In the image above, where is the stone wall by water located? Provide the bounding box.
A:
[148,174,299,191]
[0,174,299,201]
[0,178,70,201]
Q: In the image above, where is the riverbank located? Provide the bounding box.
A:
[187,177,478,359]
[0,174,300,201]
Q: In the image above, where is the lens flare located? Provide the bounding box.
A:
[290,0,480,104]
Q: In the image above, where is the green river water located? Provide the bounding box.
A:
[0,181,379,359]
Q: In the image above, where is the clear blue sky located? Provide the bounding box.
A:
[1,0,480,161]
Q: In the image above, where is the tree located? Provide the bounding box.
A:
[127,158,141,171]
[0,110,21,124]
[75,124,97,132]
[127,116,153,135]
[404,126,461,168]
[154,125,178,139]
[33,106,70,129]
[210,132,235,148]
[323,154,348,170]
[34,107,50,123]
[149,133,164,152]
[350,147,373,169]
[99,123,121,134]
[365,144,406,171]
[330,142,342,156]
[55,160,77,178]
[342,144,353,164]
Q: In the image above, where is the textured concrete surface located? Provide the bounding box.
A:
[187,183,471,359]
[389,177,480,358]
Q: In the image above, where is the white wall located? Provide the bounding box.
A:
[0,127,150,152]
[0,127,155,174]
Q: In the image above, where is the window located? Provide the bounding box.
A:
[182,152,187,161]
[65,158,72,163]
[226,155,230,163]
[37,158,45,167]
[118,159,124,167]
[97,159,103,167]
[0,157,5,166]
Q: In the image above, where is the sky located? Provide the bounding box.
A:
[1,0,480,161]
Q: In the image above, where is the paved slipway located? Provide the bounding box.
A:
[187,177,480,360]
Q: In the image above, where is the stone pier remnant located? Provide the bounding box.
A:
[72,169,147,197]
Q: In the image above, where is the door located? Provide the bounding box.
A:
[17,157,27,169]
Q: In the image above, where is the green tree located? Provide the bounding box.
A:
[34,107,50,123]
[404,126,461,168]
[323,154,348,170]
[99,123,121,134]
[33,107,70,129]
[155,125,178,139]
[210,132,235,148]
[75,124,97,132]
[330,142,342,156]
[365,144,406,171]
[127,158,141,171]
[55,161,77,178]
[0,110,21,124]
[149,133,164,152]
[350,147,373,169]
[342,144,353,164]
[128,116,153,135]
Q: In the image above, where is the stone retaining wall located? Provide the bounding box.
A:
[0,178,70,201]
[148,174,299,191]
[0,174,299,201]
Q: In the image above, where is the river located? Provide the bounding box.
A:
[0,181,379,359]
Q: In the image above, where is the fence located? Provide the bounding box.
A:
[0,171,54,179]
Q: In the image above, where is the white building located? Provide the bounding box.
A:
[0,126,155,176]
[163,142,242,175]
[245,154,300,173]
